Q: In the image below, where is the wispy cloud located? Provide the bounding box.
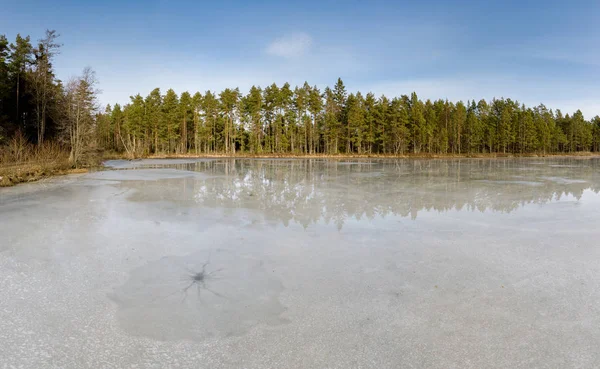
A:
[266,33,312,58]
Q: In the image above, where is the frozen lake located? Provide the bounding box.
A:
[1,158,600,368]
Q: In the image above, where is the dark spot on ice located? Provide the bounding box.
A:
[110,249,287,341]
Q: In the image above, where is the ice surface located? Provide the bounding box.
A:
[1,157,600,368]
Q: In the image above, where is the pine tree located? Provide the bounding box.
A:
[409,92,426,153]
[323,87,337,154]
[333,78,347,153]
[493,100,512,153]
[279,83,293,152]
[434,100,450,154]
[245,86,263,153]
[145,88,162,153]
[307,85,322,154]
[31,30,60,144]
[96,104,112,149]
[452,101,466,154]
[294,84,308,153]
[179,91,192,153]
[364,93,376,154]
[422,100,435,153]
[374,96,389,153]
[387,97,409,154]
[111,103,124,151]
[219,88,239,154]
[191,92,203,153]
[123,94,145,154]
[469,101,483,153]
[0,35,10,137]
[162,89,180,153]
[592,116,600,152]
[263,84,279,153]
[522,107,536,153]
[8,34,33,131]
[202,91,218,153]
[572,110,592,151]
[347,92,366,153]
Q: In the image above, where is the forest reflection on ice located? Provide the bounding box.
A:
[117,157,600,229]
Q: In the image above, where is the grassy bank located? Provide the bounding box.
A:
[0,163,87,187]
[0,137,85,187]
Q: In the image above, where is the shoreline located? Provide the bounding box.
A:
[0,165,88,188]
[143,152,600,160]
[2,152,599,188]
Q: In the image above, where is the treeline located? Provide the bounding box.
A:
[100,78,600,156]
[3,31,600,162]
[0,31,99,165]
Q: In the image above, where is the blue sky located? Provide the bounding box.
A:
[2,0,600,118]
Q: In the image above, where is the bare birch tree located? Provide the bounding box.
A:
[61,67,99,165]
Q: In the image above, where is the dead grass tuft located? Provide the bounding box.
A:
[0,132,79,187]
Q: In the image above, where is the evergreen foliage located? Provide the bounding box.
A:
[1,31,599,157]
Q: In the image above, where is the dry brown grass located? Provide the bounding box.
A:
[100,150,128,160]
[0,132,83,187]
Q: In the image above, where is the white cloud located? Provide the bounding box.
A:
[266,33,312,58]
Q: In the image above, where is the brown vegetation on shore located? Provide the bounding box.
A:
[0,133,86,187]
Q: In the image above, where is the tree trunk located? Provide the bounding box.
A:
[15,72,19,128]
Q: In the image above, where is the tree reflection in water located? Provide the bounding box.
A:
[126,158,600,229]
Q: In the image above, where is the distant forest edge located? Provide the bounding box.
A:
[2,31,600,166]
